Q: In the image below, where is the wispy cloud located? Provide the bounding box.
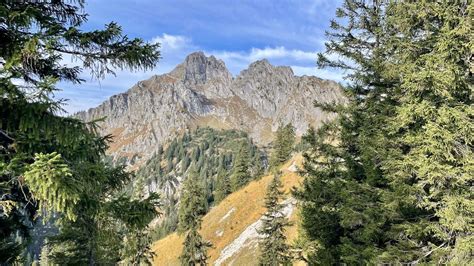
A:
[152,33,195,51]
[214,46,317,62]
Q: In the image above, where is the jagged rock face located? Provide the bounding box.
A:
[76,51,346,165]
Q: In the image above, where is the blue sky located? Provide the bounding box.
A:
[57,0,343,113]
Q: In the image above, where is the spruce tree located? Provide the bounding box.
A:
[380,2,473,263]
[295,0,399,264]
[178,166,207,233]
[39,240,49,266]
[182,153,191,174]
[230,142,251,191]
[252,151,265,180]
[296,0,473,264]
[0,0,160,263]
[258,173,291,265]
[270,124,295,168]
[178,165,210,265]
[214,160,231,203]
[180,224,211,266]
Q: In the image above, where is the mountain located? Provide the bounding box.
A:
[75,52,345,264]
[76,51,345,166]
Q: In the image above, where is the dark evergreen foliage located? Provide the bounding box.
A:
[178,166,207,233]
[0,0,160,263]
[177,165,211,265]
[214,156,231,203]
[270,124,296,169]
[258,172,292,265]
[296,1,473,264]
[230,141,251,191]
[180,222,211,266]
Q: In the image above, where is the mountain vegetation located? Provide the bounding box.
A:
[258,172,292,265]
[1,0,471,265]
[135,127,266,240]
[152,157,303,265]
[0,0,161,264]
[230,142,252,191]
[269,123,296,169]
[295,1,473,264]
[178,166,211,265]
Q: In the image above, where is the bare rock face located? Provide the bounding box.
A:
[76,51,346,165]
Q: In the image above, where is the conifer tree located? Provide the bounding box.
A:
[258,172,292,265]
[270,124,295,168]
[380,2,473,263]
[39,240,49,266]
[178,166,207,233]
[180,224,211,266]
[300,125,316,151]
[295,0,400,263]
[296,0,473,264]
[0,0,160,263]
[252,151,265,180]
[214,159,231,203]
[192,146,200,162]
[166,140,177,160]
[182,153,191,174]
[178,165,210,265]
[230,142,251,191]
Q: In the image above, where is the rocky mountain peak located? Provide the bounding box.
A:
[77,52,346,166]
[170,51,232,85]
[238,58,294,82]
[249,58,271,68]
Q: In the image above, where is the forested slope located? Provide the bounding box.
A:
[152,155,304,265]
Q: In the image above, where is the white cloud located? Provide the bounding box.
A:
[208,46,349,82]
[151,33,193,51]
[214,46,317,63]
[251,47,317,61]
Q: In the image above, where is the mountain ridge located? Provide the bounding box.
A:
[76,51,346,166]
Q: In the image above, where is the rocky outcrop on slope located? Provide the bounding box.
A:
[76,51,345,165]
[214,197,297,265]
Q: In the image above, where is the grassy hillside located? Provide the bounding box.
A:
[152,154,304,265]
